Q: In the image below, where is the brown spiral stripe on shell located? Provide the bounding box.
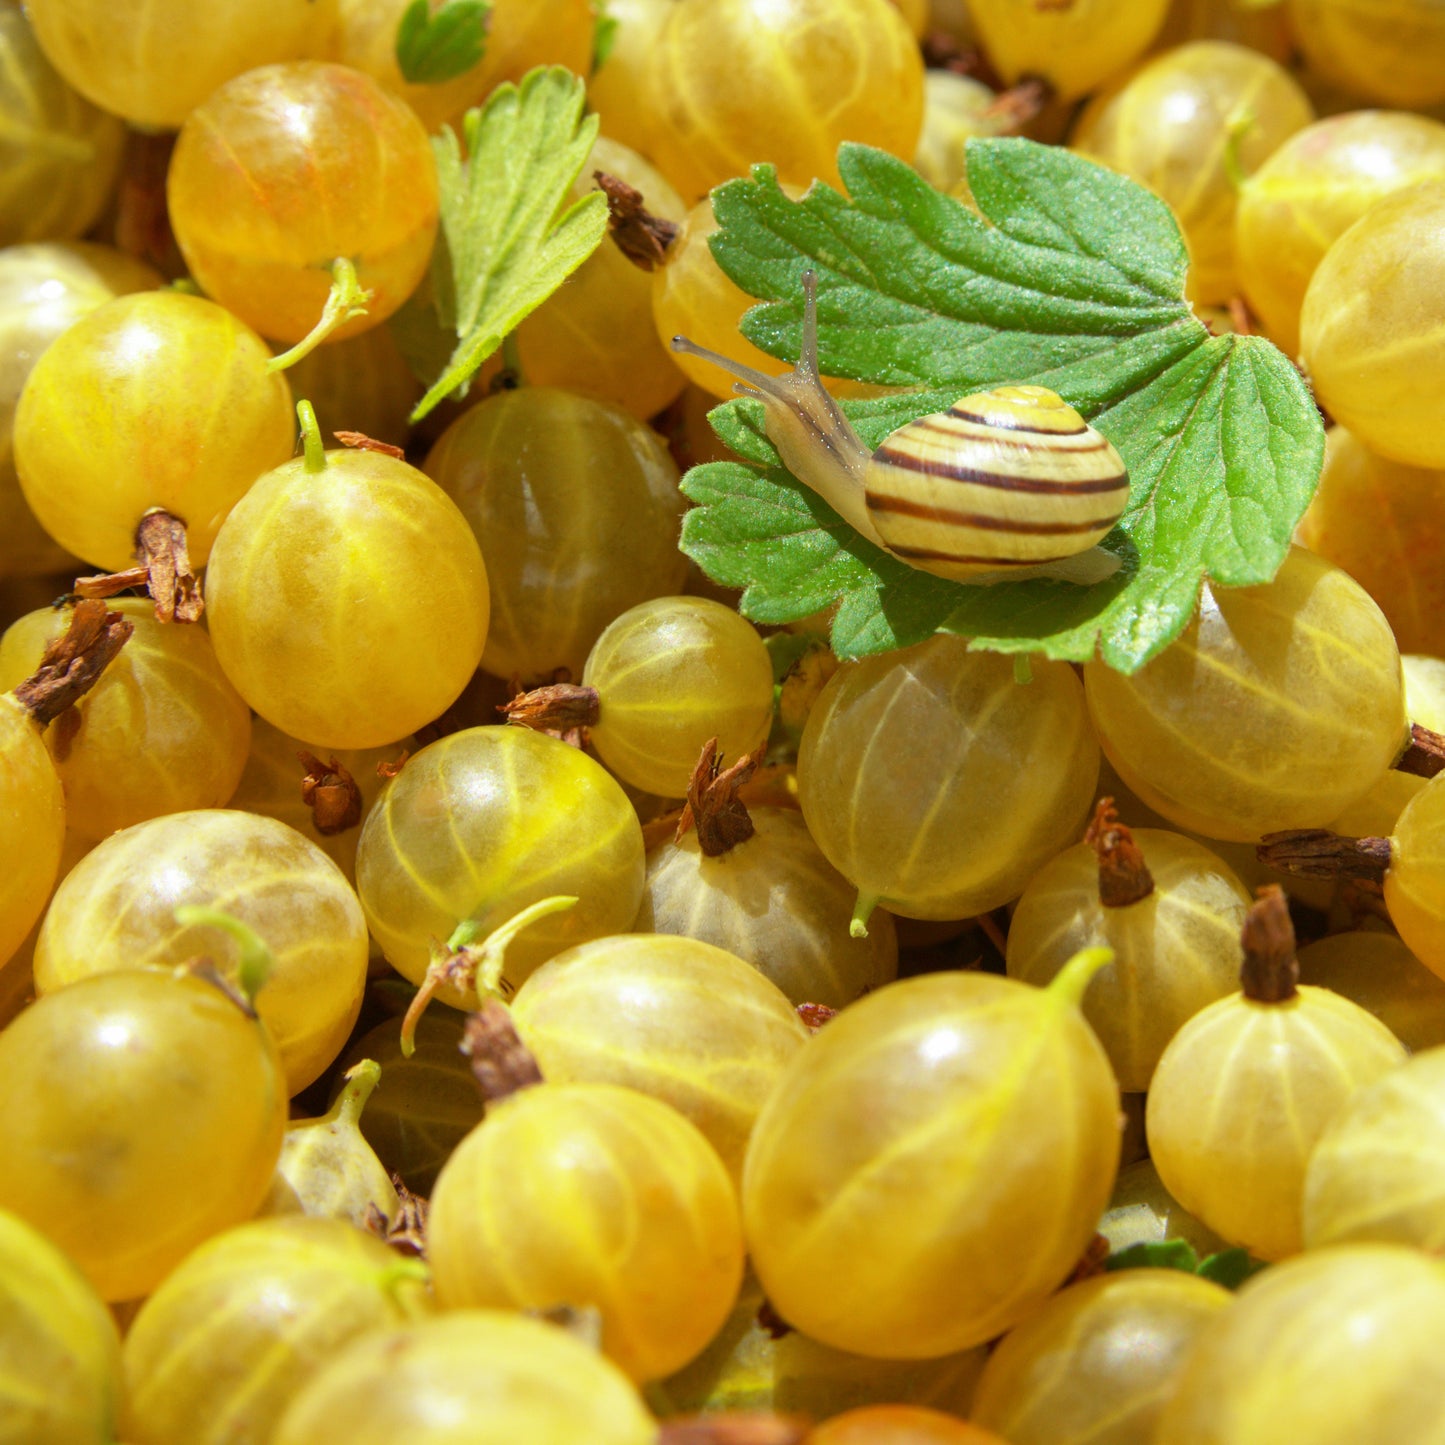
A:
[864,396,1129,575]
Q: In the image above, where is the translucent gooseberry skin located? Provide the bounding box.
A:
[0,967,287,1301]
[1296,429,1445,658]
[423,387,686,681]
[798,636,1099,922]
[167,62,439,345]
[1072,42,1314,306]
[637,806,900,1010]
[1286,0,1445,109]
[0,3,124,247]
[33,810,370,1096]
[1235,111,1445,360]
[913,72,1013,193]
[355,727,646,1001]
[225,716,404,886]
[1383,774,1445,982]
[0,1205,121,1445]
[509,137,688,422]
[335,1013,483,1194]
[203,447,488,751]
[1145,984,1406,1261]
[1302,1045,1445,1252]
[645,0,925,204]
[0,242,160,579]
[120,1216,428,1445]
[1152,0,1295,64]
[0,599,251,841]
[1155,1245,1445,1445]
[807,1407,1007,1444]
[12,289,295,571]
[586,0,671,159]
[969,1269,1231,1445]
[654,1268,989,1422]
[0,695,63,968]
[743,970,1122,1358]
[23,0,337,130]
[1297,930,1445,1053]
[1006,830,1251,1091]
[969,0,1170,100]
[510,933,811,1181]
[271,1310,657,1445]
[1300,182,1445,471]
[1084,547,1406,843]
[429,1083,745,1382]
[584,596,775,800]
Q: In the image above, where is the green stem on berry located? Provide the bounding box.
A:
[1221,106,1255,191]
[297,399,327,474]
[333,1058,382,1128]
[1013,653,1033,685]
[849,891,881,940]
[400,894,579,1057]
[173,903,275,1006]
[266,257,374,372]
[1047,945,1115,1010]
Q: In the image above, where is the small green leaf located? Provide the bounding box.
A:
[395,0,492,86]
[1197,1248,1268,1290]
[1104,1239,1201,1275]
[683,138,1324,673]
[592,0,620,72]
[1104,1238,1266,1291]
[409,66,609,420]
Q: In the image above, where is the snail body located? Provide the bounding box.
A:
[672,274,1129,585]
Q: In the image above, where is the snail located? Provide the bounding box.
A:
[671,272,1129,585]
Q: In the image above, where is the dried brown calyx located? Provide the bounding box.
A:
[334,430,405,459]
[364,1176,429,1259]
[675,738,766,858]
[73,509,202,623]
[499,682,599,748]
[1239,885,1298,1004]
[796,1002,837,1032]
[298,752,363,836]
[1256,829,1392,882]
[12,599,133,728]
[755,1297,793,1341]
[986,74,1053,129]
[1084,797,1155,908]
[657,1417,808,1445]
[1396,722,1445,779]
[596,170,680,271]
[462,1000,544,1106]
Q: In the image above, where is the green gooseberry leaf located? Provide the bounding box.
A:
[1104,1239,1201,1275]
[1105,1238,1266,1291]
[680,138,1324,672]
[591,0,621,72]
[1196,1247,1269,1290]
[404,66,609,421]
[395,0,492,86]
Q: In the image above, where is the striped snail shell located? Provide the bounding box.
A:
[672,273,1129,587]
[865,384,1130,582]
